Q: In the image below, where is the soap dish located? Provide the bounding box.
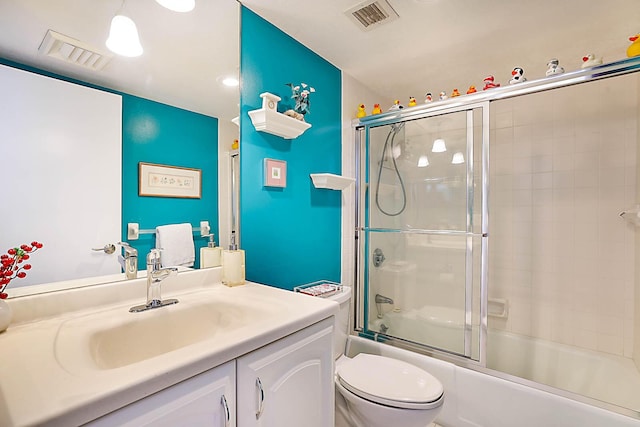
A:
[294,280,342,298]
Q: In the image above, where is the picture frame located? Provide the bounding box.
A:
[264,158,287,188]
[138,162,202,198]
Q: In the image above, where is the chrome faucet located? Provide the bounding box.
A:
[118,242,138,280]
[129,249,179,313]
[375,293,394,319]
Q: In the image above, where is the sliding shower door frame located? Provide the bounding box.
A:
[354,101,490,367]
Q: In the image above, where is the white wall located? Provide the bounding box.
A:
[0,64,122,286]
[341,72,393,287]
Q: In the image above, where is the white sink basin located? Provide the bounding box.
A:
[54,288,279,372]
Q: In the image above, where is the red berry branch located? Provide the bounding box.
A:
[0,241,43,299]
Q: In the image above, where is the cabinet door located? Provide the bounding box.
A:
[86,360,236,427]
[237,317,334,427]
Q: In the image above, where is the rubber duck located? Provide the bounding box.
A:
[483,75,500,90]
[388,100,403,111]
[581,54,603,68]
[372,103,382,115]
[451,89,461,97]
[545,58,564,76]
[424,92,433,103]
[627,34,640,58]
[408,96,417,107]
[439,91,448,100]
[356,104,366,118]
[466,85,477,94]
[509,67,527,84]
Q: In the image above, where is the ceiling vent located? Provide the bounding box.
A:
[346,0,399,31]
[38,30,112,71]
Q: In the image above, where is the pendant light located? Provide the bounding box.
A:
[432,138,447,153]
[451,151,465,164]
[106,4,143,58]
[417,155,429,167]
[155,0,195,12]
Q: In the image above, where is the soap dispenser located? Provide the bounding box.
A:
[222,231,245,286]
[200,234,222,268]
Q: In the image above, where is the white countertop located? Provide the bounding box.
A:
[0,269,338,426]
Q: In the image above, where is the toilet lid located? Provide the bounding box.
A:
[337,353,444,410]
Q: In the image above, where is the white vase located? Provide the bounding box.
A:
[0,299,12,333]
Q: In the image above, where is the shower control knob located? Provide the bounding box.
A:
[373,248,385,267]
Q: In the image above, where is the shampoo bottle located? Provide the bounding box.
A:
[200,234,222,268]
[222,231,245,287]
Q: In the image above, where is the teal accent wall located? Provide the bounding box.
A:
[0,58,219,268]
[239,7,342,290]
[122,95,219,266]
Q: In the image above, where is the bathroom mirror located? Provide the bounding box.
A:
[0,0,239,295]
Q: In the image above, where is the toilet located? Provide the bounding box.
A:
[329,286,444,427]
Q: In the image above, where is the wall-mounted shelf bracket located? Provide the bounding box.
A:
[248,92,311,139]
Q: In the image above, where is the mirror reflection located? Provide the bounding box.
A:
[0,0,239,295]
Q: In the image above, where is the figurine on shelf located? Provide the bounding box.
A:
[408,96,417,107]
[285,82,315,120]
[545,58,565,76]
[372,103,382,114]
[389,99,403,110]
[466,85,477,94]
[424,92,433,103]
[357,104,367,118]
[483,75,500,90]
[283,110,304,120]
[451,88,461,97]
[439,91,448,100]
[581,54,603,68]
[231,139,239,150]
[509,67,527,84]
[627,34,640,58]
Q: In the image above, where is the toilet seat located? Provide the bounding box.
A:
[336,353,444,410]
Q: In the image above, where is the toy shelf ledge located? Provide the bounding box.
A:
[310,173,355,190]
[248,107,311,139]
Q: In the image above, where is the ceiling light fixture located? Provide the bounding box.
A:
[222,76,239,87]
[432,138,447,153]
[452,152,465,164]
[155,0,195,12]
[417,155,429,167]
[106,13,143,57]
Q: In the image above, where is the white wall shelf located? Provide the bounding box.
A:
[310,173,355,190]
[247,92,311,139]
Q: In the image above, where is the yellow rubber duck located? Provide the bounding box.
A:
[372,103,382,114]
[356,104,366,118]
[451,89,461,97]
[408,96,417,107]
[628,34,640,58]
[466,85,477,94]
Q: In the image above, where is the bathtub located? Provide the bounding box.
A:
[372,307,640,414]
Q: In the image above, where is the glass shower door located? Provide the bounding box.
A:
[360,104,486,360]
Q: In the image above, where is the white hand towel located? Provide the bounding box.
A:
[155,223,195,267]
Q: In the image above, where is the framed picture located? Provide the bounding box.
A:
[139,162,202,198]
[264,158,287,188]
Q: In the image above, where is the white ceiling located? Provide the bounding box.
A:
[0,0,239,120]
[1,0,639,122]
[241,0,640,109]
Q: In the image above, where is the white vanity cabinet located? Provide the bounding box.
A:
[84,317,334,427]
[85,360,236,427]
[237,317,335,427]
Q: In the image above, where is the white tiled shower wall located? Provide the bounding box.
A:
[488,73,638,357]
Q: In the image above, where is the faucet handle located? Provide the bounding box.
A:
[147,248,162,264]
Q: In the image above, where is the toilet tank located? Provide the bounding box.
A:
[327,286,351,360]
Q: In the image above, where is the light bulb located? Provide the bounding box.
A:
[222,76,239,87]
[432,138,447,153]
[155,0,195,12]
[106,15,143,57]
[418,155,429,167]
[452,152,465,164]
